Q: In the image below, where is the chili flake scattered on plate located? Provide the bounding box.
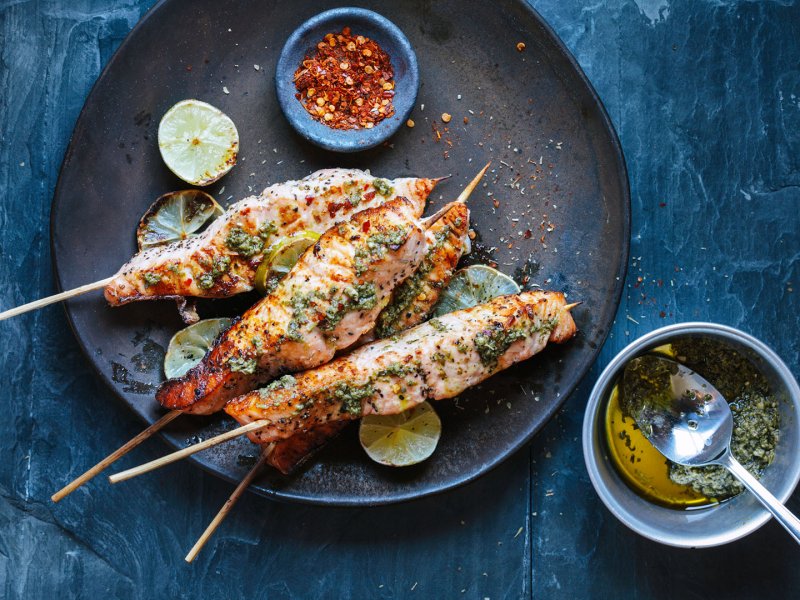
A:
[293,27,395,130]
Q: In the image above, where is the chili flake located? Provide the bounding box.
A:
[293,27,395,130]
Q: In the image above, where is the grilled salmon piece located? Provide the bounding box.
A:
[375,202,469,338]
[265,202,470,473]
[157,197,427,415]
[225,291,577,445]
[105,169,437,306]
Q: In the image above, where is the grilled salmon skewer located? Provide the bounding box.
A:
[52,167,484,503]
[107,166,489,486]
[156,196,429,415]
[113,291,576,483]
[1,169,437,323]
[264,201,471,473]
[187,292,573,563]
[105,169,438,306]
[225,291,576,445]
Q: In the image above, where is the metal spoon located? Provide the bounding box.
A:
[623,355,800,544]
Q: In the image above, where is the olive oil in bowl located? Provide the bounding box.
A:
[603,338,780,510]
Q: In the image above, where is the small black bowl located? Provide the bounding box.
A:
[275,7,419,153]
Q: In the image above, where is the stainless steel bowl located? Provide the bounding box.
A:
[583,322,800,548]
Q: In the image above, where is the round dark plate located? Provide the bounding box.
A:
[51,0,629,506]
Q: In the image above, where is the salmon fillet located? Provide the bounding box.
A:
[225,291,577,445]
[264,202,470,473]
[156,197,428,415]
[105,169,437,305]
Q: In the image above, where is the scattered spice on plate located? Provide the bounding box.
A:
[516,42,526,52]
[293,27,395,130]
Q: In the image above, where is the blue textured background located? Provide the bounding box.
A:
[1,1,799,598]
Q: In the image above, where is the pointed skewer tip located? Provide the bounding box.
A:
[455,161,491,204]
[564,302,582,311]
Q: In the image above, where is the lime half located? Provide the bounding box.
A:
[359,401,442,467]
[164,317,232,379]
[432,265,521,317]
[254,231,320,294]
[158,99,239,186]
[137,189,223,251]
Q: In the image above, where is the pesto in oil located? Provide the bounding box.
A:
[611,338,781,507]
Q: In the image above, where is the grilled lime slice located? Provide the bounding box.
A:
[137,189,223,250]
[163,317,232,379]
[359,402,442,467]
[254,231,320,294]
[158,99,239,186]
[432,265,521,317]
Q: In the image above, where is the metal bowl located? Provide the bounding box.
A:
[275,7,419,153]
[583,322,800,548]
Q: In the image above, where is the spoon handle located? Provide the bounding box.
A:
[717,452,800,545]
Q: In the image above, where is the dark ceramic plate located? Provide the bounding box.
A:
[51,0,629,506]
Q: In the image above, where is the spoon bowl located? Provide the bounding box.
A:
[624,357,733,466]
[623,355,800,545]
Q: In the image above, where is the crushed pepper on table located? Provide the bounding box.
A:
[293,27,395,130]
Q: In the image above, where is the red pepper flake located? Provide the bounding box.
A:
[305,195,315,206]
[523,229,532,239]
[362,220,371,233]
[293,27,395,130]
[363,190,376,202]
[492,199,500,209]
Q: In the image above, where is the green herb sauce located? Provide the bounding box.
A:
[320,282,377,331]
[375,227,452,337]
[353,227,409,276]
[142,271,162,287]
[196,255,231,289]
[225,227,264,258]
[334,382,375,416]
[373,178,394,197]
[474,325,527,368]
[228,356,257,374]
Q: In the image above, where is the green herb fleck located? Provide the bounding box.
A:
[474,324,527,368]
[334,382,375,416]
[373,178,394,197]
[197,255,231,289]
[225,226,265,257]
[259,374,297,398]
[228,357,257,374]
[142,271,162,287]
[353,227,409,276]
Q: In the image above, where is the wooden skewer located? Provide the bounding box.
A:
[0,276,114,322]
[457,161,491,203]
[184,449,271,563]
[51,409,181,502]
[109,419,270,484]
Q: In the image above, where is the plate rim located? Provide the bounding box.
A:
[49,0,630,507]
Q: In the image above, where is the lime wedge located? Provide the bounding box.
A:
[137,189,223,251]
[359,401,442,467]
[254,231,320,294]
[432,264,521,317]
[158,99,239,186]
[163,317,232,379]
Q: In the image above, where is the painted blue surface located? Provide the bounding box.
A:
[0,0,798,598]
